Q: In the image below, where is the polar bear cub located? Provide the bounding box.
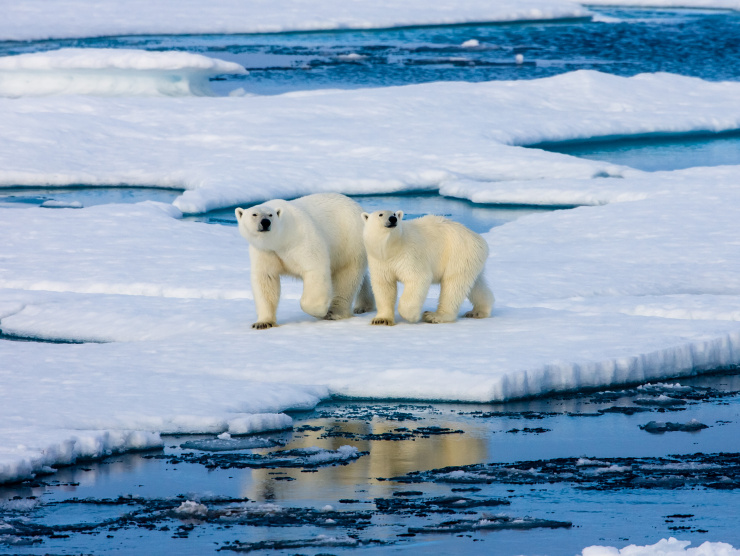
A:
[236,193,374,329]
[362,210,494,325]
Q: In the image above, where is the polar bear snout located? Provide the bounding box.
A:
[386,214,398,228]
[258,217,272,232]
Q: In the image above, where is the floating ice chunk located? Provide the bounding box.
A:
[0,48,247,98]
[639,420,709,434]
[303,445,360,465]
[180,436,281,451]
[175,500,208,517]
[336,53,366,62]
[580,537,740,556]
[515,53,524,64]
[461,39,480,48]
[227,413,293,436]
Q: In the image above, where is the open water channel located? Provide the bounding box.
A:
[2,7,740,555]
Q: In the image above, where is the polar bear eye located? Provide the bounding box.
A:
[269,214,273,217]
[252,213,257,217]
[378,213,383,217]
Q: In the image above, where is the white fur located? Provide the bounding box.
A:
[362,210,494,325]
[235,193,374,329]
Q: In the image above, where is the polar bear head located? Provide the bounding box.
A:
[362,209,404,232]
[235,202,287,249]
[361,211,405,257]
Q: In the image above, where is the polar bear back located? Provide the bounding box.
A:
[392,215,488,281]
[290,193,366,271]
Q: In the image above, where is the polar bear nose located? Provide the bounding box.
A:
[388,215,397,227]
[259,218,271,231]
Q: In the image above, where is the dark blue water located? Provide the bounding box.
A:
[2,9,740,95]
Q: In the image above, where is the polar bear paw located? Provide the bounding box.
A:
[252,321,277,330]
[464,310,488,319]
[371,317,395,326]
[422,311,456,324]
[353,303,374,315]
[324,310,351,320]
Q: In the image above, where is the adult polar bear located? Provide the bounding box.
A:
[236,193,374,329]
[362,210,494,325]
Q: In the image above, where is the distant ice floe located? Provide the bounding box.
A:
[0,0,592,42]
[580,538,740,556]
[3,0,740,43]
[0,49,246,97]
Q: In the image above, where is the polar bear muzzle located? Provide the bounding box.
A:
[258,217,271,232]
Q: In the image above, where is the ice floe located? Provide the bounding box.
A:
[0,49,246,97]
[2,71,740,214]
[0,0,592,42]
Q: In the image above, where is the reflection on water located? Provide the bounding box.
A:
[246,416,489,502]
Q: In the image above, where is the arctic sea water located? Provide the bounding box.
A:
[2,8,740,556]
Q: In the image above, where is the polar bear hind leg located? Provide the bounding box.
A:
[325,263,364,320]
[423,274,472,324]
[353,274,376,314]
[464,273,494,319]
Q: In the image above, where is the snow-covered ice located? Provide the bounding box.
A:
[0,49,246,97]
[0,44,740,489]
[3,70,740,214]
[3,0,740,43]
[0,0,592,42]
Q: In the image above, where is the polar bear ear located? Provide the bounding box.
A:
[276,208,282,217]
[396,210,404,220]
[361,212,370,221]
[235,207,244,221]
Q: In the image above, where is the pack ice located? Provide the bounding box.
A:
[1,46,740,484]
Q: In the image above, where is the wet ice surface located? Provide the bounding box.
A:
[2,372,739,555]
[193,192,559,233]
[533,131,740,172]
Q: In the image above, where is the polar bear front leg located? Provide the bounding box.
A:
[325,264,363,320]
[368,262,397,326]
[251,271,281,329]
[398,274,432,324]
[300,268,333,319]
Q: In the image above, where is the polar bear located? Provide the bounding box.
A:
[235,193,374,329]
[362,210,494,325]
